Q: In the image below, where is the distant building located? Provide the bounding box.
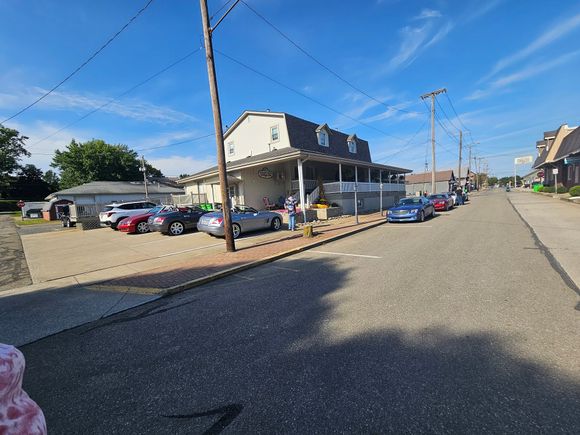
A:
[532,124,578,188]
[405,170,456,196]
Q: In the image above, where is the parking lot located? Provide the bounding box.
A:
[20,225,296,285]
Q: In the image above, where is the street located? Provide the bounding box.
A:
[20,190,580,434]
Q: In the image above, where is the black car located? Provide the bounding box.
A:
[147,206,208,236]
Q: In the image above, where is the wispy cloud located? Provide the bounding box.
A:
[467,49,580,100]
[0,87,198,125]
[387,20,443,71]
[147,155,216,177]
[413,9,442,20]
[481,12,580,82]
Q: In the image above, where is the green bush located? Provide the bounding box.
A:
[542,186,555,193]
[568,185,580,197]
[0,200,19,212]
[537,186,545,192]
[556,186,568,194]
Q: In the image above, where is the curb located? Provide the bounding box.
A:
[158,218,387,297]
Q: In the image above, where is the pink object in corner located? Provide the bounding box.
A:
[0,343,47,435]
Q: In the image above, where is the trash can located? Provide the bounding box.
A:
[303,224,314,238]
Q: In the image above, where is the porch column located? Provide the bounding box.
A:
[355,165,358,184]
[339,163,342,193]
[297,159,307,223]
[368,167,371,184]
[196,182,201,205]
[210,184,215,210]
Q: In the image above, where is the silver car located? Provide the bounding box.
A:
[197,205,283,239]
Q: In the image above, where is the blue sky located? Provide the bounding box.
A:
[1,0,580,178]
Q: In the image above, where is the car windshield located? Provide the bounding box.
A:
[148,206,163,214]
[233,205,258,214]
[399,198,422,205]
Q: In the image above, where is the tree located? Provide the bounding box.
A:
[43,170,61,192]
[51,139,162,189]
[8,164,51,199]
[179,173,191,179]
[488,176,498,186]
[0,124,30,195]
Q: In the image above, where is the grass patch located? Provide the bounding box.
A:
[13,214,57,226]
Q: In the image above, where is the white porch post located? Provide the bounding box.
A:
[297,159,307,223]
[354,165,359,223]
[339,163,342,193]
[210,184,216,210]
[196,182,201,205]
[368,167,371,184]
[379,170,383,216]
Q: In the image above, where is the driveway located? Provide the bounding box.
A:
[20,225,298,285]
[0,215,31,291]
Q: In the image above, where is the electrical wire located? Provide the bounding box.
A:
[435,97,461,133]
[374,119,430,162]
[135,134,215,153]
[210,0,234,20]
[240,0,426,119]
[1,0,155,124]
[215,48,409,142]
[27,48,202,150]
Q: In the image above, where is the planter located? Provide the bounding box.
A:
[314,206,342,220]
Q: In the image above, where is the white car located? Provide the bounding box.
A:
[99,201,158,230]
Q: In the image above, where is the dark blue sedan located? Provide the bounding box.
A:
[387,197,435,223]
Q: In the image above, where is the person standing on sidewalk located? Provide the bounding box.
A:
[285,195,298,231]
[455,185,464,206]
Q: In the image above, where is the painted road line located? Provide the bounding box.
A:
[233,273,255,281]
[156,243,225,258]
[309,251,382,259]
[383,225,433,228]
[271,265,300,272]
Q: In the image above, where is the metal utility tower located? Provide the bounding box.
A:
[420,88,446,194]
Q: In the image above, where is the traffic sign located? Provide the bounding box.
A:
[17,200,25,209]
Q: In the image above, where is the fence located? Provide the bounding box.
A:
[171,193,208,206]
[324,182,405,194]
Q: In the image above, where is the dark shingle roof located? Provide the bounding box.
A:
[284,113,372,162]
[49,181,184,197]
[554,127,580,161]
[544,130,557,138]
[533,147,548,168]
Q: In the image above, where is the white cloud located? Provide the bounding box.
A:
[481,12,580,82]
[467,49,580,100]
[413,9,442,20]
[148,155,216,177]
[0,87,197,125]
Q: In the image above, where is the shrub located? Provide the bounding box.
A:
[537,186,545,192]
[542,186,555,193]
[556,186,568,194]
[569,185,580,197]
[0,200,19,212]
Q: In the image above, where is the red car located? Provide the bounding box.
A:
[427,193,453,211]
[117,205,171,234]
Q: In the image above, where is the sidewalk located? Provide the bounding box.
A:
[509,192,580,293]
[0,215,31,291]
[0,213,386,346]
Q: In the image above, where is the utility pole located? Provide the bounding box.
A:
[458,130,462,187]
[199,0,239,252]
[140,155,149,200]
[420,88,446,194]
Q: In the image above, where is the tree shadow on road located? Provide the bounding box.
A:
[19,256,580,434]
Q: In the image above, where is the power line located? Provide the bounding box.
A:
[444,92,470,133]
[135,133,215,153]
[210,0,234,20]
[215,49,409,142]
[435,97,461,134]
[239,0,425,118]
[28,47,202,149]
[1,0,155,124]
[374,119,430,162]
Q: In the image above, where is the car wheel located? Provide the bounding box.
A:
[168,221,185,236]
[271,217,281,231]
[232,223,241,239]
[419,211,425,222]
[136,221,149,234]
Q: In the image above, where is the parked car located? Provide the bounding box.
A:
[505,185,511,192]
[427,193,453,211]
[99,201,158,230]
[446,191,458,206]
[148,206,208,236]
[197,205,283,239]
[117,205,174,234]
[387,197,435,223]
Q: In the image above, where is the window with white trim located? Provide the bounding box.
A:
[347,139,357,153]
[317,130,329,147]
[270,125,279,142]
[228,141,235,156]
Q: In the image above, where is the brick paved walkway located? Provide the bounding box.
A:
[89,213,385,293]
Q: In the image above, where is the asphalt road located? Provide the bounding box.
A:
[21,190,580,434]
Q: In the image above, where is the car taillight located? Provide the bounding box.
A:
[153,216,165,223]
[209,217,223,226]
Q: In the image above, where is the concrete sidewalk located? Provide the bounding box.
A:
[509,192,580,294]
[0,213,386,346]
[0,215,31,291]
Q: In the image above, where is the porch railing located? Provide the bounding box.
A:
[290,179,318,191]
[324,182,405,194]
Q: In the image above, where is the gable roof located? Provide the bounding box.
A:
[533,147,549,169]
[284,113,372,162]
[554,126,580,161]
[47,181,183,198]
[405,170,455,185]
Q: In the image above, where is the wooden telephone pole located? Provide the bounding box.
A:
[458,130,462,187]
[199,0,239,252]
[420,88,446,194]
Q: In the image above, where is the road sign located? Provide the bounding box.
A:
[564,156,580,164]
[538,170,544,177]
[17,200,25,209]
[552,168,558,175]
[514,156,533,165]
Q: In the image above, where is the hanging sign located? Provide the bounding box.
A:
[258,167,273,179]
[514,156,533,165]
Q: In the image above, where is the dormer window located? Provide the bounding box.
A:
[270,125,279,142]
[315,123,330,147]
[347,134,357,153]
